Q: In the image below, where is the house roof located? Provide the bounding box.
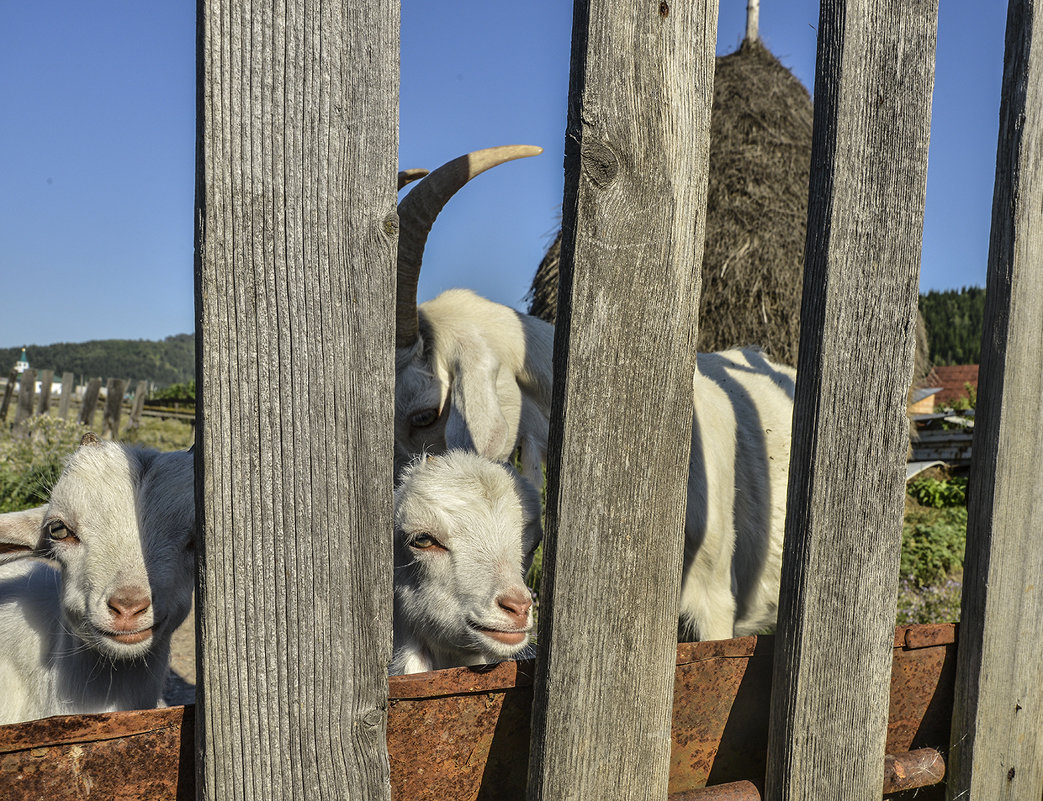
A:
[924,364,979,405]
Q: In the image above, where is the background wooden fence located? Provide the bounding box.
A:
[0,371,182,439]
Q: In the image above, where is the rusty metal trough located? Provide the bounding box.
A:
[0,624,956,800]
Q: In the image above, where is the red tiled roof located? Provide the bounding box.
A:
[923,364,979,405]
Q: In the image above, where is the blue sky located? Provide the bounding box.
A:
[1,2,1007,349]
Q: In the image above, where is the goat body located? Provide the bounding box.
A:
[681,348,795,640]
[0,436,195,724]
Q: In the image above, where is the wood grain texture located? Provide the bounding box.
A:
[13,368,35,426]
[764,2,938,800]
[78,377,101,427]
[947,3,1043,798]
[58,372,73,420]
[526,2,717,799]
[194,1,397,799]
[36,370,53,415]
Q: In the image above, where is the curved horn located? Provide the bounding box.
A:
[397,168,429,190]
[395,144,543,349]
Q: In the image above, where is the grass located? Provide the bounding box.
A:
[0,409,194,513]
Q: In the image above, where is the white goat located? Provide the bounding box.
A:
[681,348,794,640]
[0,434,195,724]
[391,450,542,675]
[395,146,553,487]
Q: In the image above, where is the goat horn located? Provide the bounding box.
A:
[395,144,543,349]
[397,169,429,190]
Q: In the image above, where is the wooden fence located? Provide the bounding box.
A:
[0,1,1039,800]
[193,0,1041,799]
[0,372,165,439]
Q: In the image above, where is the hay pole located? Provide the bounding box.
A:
[746,0,759,43]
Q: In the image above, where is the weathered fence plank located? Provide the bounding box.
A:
[947,1,1043,797]
[195,1,397,799]
[102,378,126,439]
[79,378,102,428]
[58,372,74,420]
[765,2,939,800]
[13,368,36,427]
[128,379,149,428]
[0,369,15,424]
[526,2,717,800]
[36,370,54,415]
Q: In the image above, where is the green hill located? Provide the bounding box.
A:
[0,334,194,388]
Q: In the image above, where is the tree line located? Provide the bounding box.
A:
[0,334,193,388]
[918,286,986,366]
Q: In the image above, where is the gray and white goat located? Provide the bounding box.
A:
[0,434,195,724]
[391,450,542,675]
[395,146,553,487]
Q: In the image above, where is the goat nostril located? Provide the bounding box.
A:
[497,592,533,620]
[108,590,152,619]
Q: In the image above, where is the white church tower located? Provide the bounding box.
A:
[14,347,29,374]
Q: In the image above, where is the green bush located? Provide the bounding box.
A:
[0,416,87,513]
[906,476,967,508]
[150,381,195,404]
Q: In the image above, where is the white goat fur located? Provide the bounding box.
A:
[391,450,542,675]
[395,288,554,487]
[681,349,794,640]
[0,438,195,724]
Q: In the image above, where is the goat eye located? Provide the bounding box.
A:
[409,408,439,429]
[410,533,443,550]
[47,521,76,541]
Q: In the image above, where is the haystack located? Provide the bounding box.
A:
[528,39,930,380]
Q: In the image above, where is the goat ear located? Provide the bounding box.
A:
[445,350,513,460]
[0,506,48,563]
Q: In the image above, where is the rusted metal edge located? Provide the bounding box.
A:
[0,705,191,754]
[899,622,956,650]
[390,636,772,700]
[383,624,953,700]
[666,748,946,799]
[389,658,538,699]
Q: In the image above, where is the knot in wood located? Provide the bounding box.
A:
[581,141,619,188]
[659,1,669,17]
[361,707,386,729]
[382,211,399,239]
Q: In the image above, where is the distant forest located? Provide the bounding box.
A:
[0,334,193,388]
[918,287,986,366]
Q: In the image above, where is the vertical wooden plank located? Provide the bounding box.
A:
[129,379,149,428]
[36,370,54,416]
[0,369,16,424]
[14,369,36,427]
[195,0,397,799]
[58,372,74,420]
[947,2,1043,797]
[526,2,716,800]
[765,2,938,800]
[102,378,127,439]
[79,378,102,429]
